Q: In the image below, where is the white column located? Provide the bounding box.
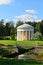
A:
[17,31,20,41]
[31,31,32,40]
[29,31,30,40]
[17,31,18,40]
[26,31,27,40]
[22,31,24,41]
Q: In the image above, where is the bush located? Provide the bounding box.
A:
[4,36,11,40]
[0,36,11,40]
[11,35,15,40]
[34,32,42,40]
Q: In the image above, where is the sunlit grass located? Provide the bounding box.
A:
[0,40,43,46]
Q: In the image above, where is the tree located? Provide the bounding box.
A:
[35,22,41,32]
[25,21,32,25]
[0,19,4,36]
[36,20,43,35]
[5,21,15,36]
[32,21,37,33]
[16,21,24,27]
[40,20,43,35]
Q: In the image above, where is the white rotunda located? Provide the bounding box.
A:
[17,24,34,41]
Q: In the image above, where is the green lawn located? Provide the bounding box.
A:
[0,40,43,65]
[0,40,15,45]
[0,40,43,46]
[0,58,43,65]
[18,40,43,46]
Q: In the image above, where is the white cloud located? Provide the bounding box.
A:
[14,14,37,22]
[35,19,41,22]
[14,9,40,22]
[5,18,10,22]
[25,10,37,14]
[0,0,12,5]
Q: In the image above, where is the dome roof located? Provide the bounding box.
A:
[17,23,34,29]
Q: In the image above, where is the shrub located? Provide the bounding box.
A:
[5,36,11,40]
[34,32,42,40]
[0,36,11,40]
[11,35,15,40]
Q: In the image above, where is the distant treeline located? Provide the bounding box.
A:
[0,19,15,36]
[0,19,43,37]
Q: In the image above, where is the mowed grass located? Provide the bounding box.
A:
[0,58,43,65]
[18,40,43,46]
[0,40,43,46]
[0,40,15,45]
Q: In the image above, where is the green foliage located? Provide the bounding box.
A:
[0,20,15,38]
[36,22,41,32]
[40,20,43,35]
[16,21,24,27]
[0,36,11,40]
[5,22,15,36]
[4,36,11,40]
[34,32,42,40]
[11,35,15,40]
[0,19,5,36]
[36,20,43,35]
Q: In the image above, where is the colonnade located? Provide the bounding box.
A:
[17,31,34,41]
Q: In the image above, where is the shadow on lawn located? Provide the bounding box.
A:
[2,45,35,58]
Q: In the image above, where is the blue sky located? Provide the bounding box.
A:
[0,0,43,24]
